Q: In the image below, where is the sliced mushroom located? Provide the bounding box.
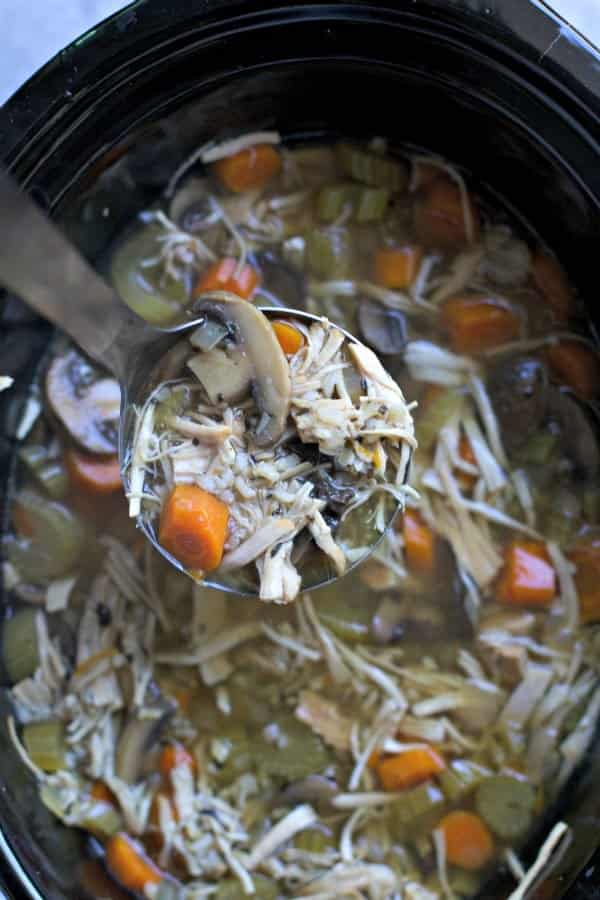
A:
[277,775,339,811]
[46,349,120,454]
[358,299,407,355]
[546,385,600,479]
[191,295,291,446]
[487,355,548,454]
[169,177,219,233]
[187,348,254,405]
[115,710,171,784]
[253,250,306,309]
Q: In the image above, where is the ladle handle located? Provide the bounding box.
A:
[0,168,140,377]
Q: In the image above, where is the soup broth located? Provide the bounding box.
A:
[3,135,600,900]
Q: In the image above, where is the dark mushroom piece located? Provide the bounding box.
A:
[546,385,600,480]
[188,294,292,446]
[358,299,407,355]
[253,250,307,309]
[486,355,548,454]
[169,177,219,233]
[46,348,120,455]
[115,706,173,784]
[276,775,339,812]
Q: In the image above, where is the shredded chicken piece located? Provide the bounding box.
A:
[295,690,353,751]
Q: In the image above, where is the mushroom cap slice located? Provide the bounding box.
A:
[193,293,292,446]
[46,349,120,455]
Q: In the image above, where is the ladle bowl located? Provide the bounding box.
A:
[0,169,409,598]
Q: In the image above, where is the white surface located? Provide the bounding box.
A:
[0,0,599,106]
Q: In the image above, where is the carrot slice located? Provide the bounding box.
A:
[568,532,600,624]
[90,781,116,806]
[374,245,423,290]
[194,257,260,300]
[457,433,478,490]
[158,485,229,572]
[414,176,480,247]
[547,341,599,401]
[532,252,574,322]
[213,144,281,193]
[65,449,122,495]
[496,540,556,607]
[105,833,163,894]
[438,811,494,871]
[272,320,304,355]
[159,743,197,780]
[441,294,520,354]
[403,509,436,574]
[376,747,445,791]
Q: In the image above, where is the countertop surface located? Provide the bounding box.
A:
[1,0,599,107]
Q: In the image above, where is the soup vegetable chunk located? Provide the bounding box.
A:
[128,299,415,600]
[3,134,600,900]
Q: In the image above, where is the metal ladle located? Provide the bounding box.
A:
[0,169,407,597]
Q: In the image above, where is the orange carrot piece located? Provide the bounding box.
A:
[159,743,197,780]
[414,177,480,247]
[374,245,423,290]
[568,532,600,624]
[439,811,494,871]
[532,252,574,322]
[368,749,382,770]
[547,341,600,401]
[194,257,260,300]
[65,448,122,495]
[174,687,192,714]
[441,294,520,354]
[213,144,281,193]
[105,833,163,894]
[158,485,229,572]
[403,509,436,574]
[272,321,304,356]
[90,781,116,806]
[496,540,556,607]
[377,747,445,791]
[457,433,478,490]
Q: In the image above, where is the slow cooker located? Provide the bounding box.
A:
[1,1,600,897]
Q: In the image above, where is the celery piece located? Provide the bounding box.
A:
[155,880,184,900]
[215,875,278,900]
[19,446,68,499]
[355,187,390,223]
[2,608,39,684]
[337,143,408,192]
[438,759,491,802]
[258,717,331,780]
[449,867,483,897]
[390,782,446,837]
[305,227,351,279]
[295,825,334,853]
[475,775,535,840]
[7,490,85,582]
[316,183,358,223]
[23,720,67,772]
[416,389,464,452]
[80,802,123,838]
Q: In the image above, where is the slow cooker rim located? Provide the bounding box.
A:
[1,3,600,900]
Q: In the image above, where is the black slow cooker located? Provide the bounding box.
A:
[1,1,600,898]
